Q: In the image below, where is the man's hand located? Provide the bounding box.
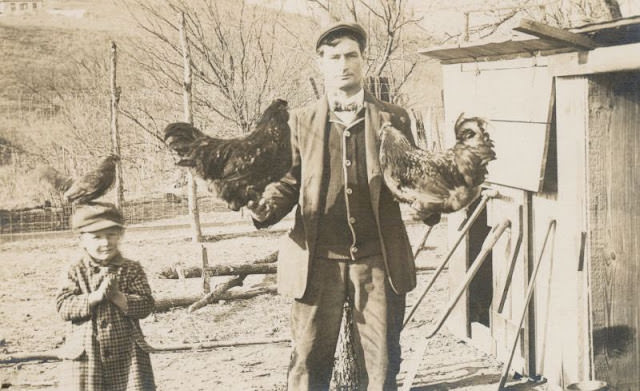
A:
[247,197,273,223]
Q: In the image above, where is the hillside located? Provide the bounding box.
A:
[0,0,623,209]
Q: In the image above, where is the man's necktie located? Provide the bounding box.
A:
[332,101,360,112]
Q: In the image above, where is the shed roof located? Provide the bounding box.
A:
[420,15,640,64]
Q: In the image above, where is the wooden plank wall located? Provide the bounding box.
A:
[488,187,530,374]
[442,43,640,390]
[445,209,471,339]
[531,76,590,388]
[587,72,640,389]
[441,61,553,375]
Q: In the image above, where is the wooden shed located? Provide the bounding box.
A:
[421,16,640,390]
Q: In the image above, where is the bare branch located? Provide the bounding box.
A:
[119,107,166,146]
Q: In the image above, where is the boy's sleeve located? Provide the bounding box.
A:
[56,266,92,322]
[122,262,155,319]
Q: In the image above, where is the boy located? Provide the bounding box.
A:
[56,202,156,391]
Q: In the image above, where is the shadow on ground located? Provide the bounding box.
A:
[410,371,501,390]
[402,360,549,391]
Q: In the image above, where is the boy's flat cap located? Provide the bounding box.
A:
[71,202,124,233]
[315,22,367,50]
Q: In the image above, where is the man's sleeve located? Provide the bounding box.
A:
[253,110,302,228]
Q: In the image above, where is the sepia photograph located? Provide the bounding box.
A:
[1,0,639,390]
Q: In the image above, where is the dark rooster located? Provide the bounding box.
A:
[379,113,496,223]
[38,154,120,204]
[164,99,290,211]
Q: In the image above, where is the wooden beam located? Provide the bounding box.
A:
[549,42,640,76]
[570,15,640,34]
[514,19,599,50]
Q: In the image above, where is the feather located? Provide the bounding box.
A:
[63,154,120,204]
[164,99,291,211]
[379,114,496,224]
[38,154,120,204]
[37,166,73,193]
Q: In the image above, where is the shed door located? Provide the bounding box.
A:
[587,72,640,389]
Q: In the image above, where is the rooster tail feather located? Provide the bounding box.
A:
[38,166,73,193]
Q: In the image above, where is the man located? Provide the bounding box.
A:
[249,22,424,391]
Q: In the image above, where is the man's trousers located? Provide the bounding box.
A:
[287,254,406,391]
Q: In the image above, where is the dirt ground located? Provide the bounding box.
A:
[0,210,549,390]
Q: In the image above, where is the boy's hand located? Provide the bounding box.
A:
[88,276,110,307]
[104,276,129,312]
[103,275,119,299]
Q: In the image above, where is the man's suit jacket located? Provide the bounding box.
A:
[259,91,416,299]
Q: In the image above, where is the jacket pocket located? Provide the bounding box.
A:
[58,322,88,360]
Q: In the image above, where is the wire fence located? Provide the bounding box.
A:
[0,194,227,240]
[1,103,446,242]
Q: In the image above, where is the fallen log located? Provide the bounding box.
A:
[0,351,61,364]
[205,263,276,276]
[0,381,57,388]
[202,229,287,242]
[0,337,290,364]
[158,262,439,279]
[188,275,246,313]
[157,251,277,279]
[154,286,277,312]
[157,265,203,279]
[149,337,290,352]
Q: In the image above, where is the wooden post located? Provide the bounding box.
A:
[309,77,320,99]
[464,12,470,42]
[201,244,210,293]
[179,12,202,242]
[109,41,124,208]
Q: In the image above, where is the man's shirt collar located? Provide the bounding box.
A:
[328,89,364,112]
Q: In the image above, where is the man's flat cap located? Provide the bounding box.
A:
[71,202,124,233]
[315,22,367,50]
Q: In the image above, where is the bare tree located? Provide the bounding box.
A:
[123,0,312,135]
[432,0,622,46]
[307,0,426,102]
[8,47,178,204]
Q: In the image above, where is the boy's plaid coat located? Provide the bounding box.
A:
[56,253,156,391]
